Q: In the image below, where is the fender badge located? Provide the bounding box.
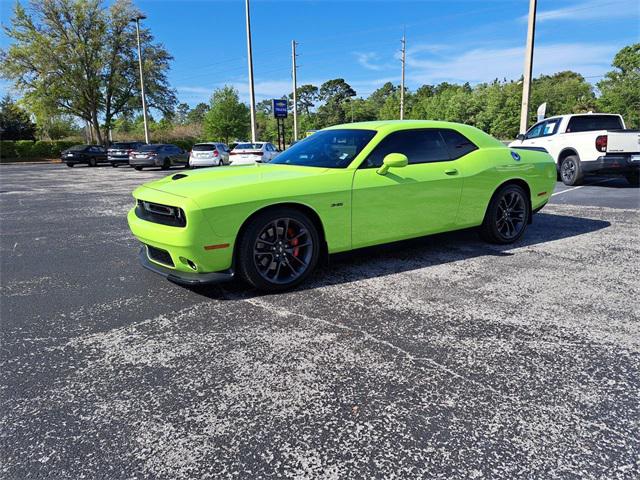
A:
[511,151,521,161]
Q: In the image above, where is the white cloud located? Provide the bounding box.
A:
[354,52,386,71]
[526,0,639,22]
[405,42,619,85]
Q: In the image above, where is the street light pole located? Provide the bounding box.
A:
[245,0,257,142]
[291,40,298,141]
[132,15,150,144]
[400,29,406,120]
[519,0,537,134]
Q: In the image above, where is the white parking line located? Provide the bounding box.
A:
[552,178,615,197]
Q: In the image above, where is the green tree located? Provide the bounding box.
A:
[316,79,356,127]
[598,43,640,128]
[203,86,249,143]
[530,71,595,123]
[0,95,36,140]
[186,102,209,124]
[0,0,176,144]
[289,84,318,115]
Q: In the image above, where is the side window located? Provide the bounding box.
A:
[362,129,450,168]
[525,122,545,139]
[542,119,560,136]
[440,129,477,159]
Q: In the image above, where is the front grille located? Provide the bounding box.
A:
[146,245,174,267]
[135,200,186,227]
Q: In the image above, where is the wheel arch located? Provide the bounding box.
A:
[234,202,329,266]
[557,148,579,169]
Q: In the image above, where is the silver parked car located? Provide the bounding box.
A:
[108,141,144,167]
[129,144,189,171]
[188,143,230,168]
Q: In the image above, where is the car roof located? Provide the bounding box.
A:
[324,120,504,148]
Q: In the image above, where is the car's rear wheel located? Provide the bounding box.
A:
[161,159,170,170]
[238,208,320,292]
[560,155,583,186]
[134,166,143,171]
[66,163,74,168]
[480,184,530,244]
[111,163,118,168]
[89,158,97,167]
[625,172,639,187]
[218,159,223,166]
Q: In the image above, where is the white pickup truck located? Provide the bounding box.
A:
[509,113,640,186]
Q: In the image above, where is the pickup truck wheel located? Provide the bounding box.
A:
[560,155,583,186]
[625,173,639,187]
[238,208,320,292]
[480,184,530,244]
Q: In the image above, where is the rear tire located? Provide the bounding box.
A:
[66,163,74,168]
[480,184,530,244]
[625,172,639,187]
[560,155,583,186]
[161,159,170,170]
[111,163,118,168]
[134,166,143,171]
[237,208,320,292]
[89,158,97,167]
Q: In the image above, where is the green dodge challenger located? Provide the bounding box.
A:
[128,120,556,291]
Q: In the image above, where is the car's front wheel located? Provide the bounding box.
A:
[237,208,320,292]
[111,163,118,168]
[66,163,74,168]
[89,157,97,167]
[480,184,530,244]
[134,166,143,171]
[625,172,639,187]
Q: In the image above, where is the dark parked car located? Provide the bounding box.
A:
[108,141,144,167]
[62,145,108,167]
[129,144,189,171]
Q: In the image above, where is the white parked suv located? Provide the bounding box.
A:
[188,143,230,168]
[229,142,279,165]
[509,113,640,186]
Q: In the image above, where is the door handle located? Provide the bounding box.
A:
[444,169,458,176]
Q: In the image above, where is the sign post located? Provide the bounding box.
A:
[272,99,288,151]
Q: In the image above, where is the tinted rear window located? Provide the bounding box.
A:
[139,145,163,151]
[70,145,89,151]
[111,143,137,149]
[235,143,263,150]
[440,129,478,159]
[567,115,623,133]
[192,144,216,151]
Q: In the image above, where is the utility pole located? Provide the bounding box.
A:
[519,0,537,134]
[132,15,150,144]
[245,0,257,142]
[291,40,298,141]
[400,29,406,120]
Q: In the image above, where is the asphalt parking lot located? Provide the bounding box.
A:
[1,163,639,479]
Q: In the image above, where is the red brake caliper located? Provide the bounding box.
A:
[287,228,299,257]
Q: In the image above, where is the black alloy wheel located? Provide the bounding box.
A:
[89,157,97,167]
[480,184,530,244]
[238,208,320,291]
[560,155,583,186]
[161,158,170,170]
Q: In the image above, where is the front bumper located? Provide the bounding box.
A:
[138,247,234,286]
[582,154,640,174]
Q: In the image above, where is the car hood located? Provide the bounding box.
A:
[139,163,329,203]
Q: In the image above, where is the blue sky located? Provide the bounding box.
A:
[1,0,639,107]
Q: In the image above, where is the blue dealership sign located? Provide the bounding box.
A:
[272,99,288,118]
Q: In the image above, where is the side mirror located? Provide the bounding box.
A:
[377,153,408,175]
[516,134,525,141]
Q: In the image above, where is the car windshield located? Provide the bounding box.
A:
[235,143,263,150]
[139,145,162,151]
[192,144,216,151]
[270,129,376,168]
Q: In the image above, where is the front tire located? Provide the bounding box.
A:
[237,208,320,292]
[161,158,170,170]
[480,184,530,244]
[89,157,97,167]
[111,163,118,168]
[134,166,143,171]
[66,163,74,168]
[560,155,583,186]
